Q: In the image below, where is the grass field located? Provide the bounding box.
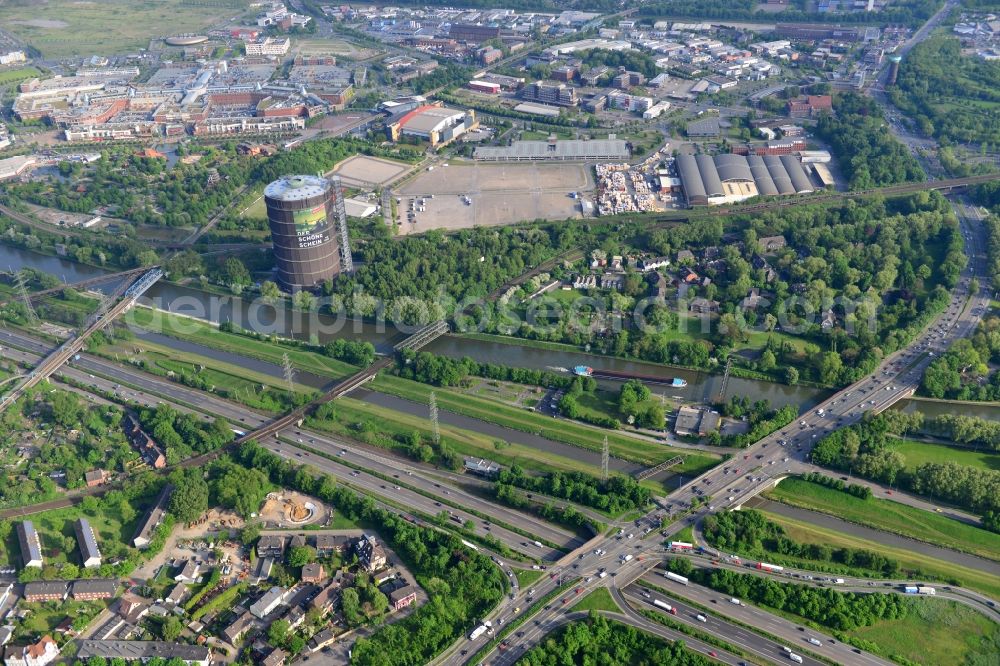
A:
[373,374,720,474]
[760,511,1000,598]
[0,66,43,87]
[767,478,1000,563]
[128,307,360,379]
[515,569,545,588]
[847,598,1000,666]
[890,437,1000,473]
[2,0,251,58]
[572,587,619,613]
[0,500,141,571]
[309,397,657,488]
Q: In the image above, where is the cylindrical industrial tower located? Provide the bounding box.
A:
[264,175,341,291]
[887,55,902,86]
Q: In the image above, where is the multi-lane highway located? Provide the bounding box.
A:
[0,329,582,560]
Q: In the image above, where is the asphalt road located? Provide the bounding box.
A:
[621,584,830,666]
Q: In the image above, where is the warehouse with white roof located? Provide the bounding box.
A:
[386,104,478,147]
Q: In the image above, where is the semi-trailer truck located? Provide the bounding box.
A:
[652,599,676,614]
[664,571,689,585]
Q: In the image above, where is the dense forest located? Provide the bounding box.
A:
[332,225,583,322]
[518,614,712,665]
[890,36,1000,146]
[639,0,944,27]
[815,93,926,190]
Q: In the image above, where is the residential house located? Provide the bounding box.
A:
[740,288,766,311]
[676,249,695,264]
[222,611,256,645]
[640,256,670,272]
[122,414,166,469]
[758,234,787,252]
[262,648,286,666]
[84,470,108,487]
[314,535,350,557]
[23,582,67,603]
[301,563,326,584]
[16,522,42,569]
[250,586,287,619]
[75,641,210,666]
[174,560,200,583]
[389,585,417,611]
[166,583,188,606]
[3,635,59,666]
[117,595,150,624]
[308,627,338,653]
[688,297,720,314]
[256,535,286,559]
[356,535,387,573]
[74,518,102,568]
[133,484,172,549]
[309,581,340,616]
[70,579,118,601]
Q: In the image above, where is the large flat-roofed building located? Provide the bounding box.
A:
[74,518,102,568]
[386,104,477,147]
[674,406,721,436]
[519,82,578,107]
[676,152,812,206]
[17,521,43,569]
[474,138,629,162]
[449,24,501,43]
[77,641,210,666]
[264,175,343,291]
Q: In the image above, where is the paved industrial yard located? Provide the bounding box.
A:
[330,155,412,187]
[395,163,594,233]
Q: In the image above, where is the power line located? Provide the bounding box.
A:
[429,390,440,446]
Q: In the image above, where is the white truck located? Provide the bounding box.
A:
[468,621,492,640]
[789,654,804,664]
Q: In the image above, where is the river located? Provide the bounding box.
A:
[0,241,988,421]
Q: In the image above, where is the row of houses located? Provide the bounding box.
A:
[23,579,118,603]
[16,518,101,571]
[256,533,387,573]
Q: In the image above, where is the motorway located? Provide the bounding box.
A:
[621,584,829,666]
[0,328,581,561]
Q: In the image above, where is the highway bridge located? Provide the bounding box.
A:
[0,266,152,307]
[0,267,163,414]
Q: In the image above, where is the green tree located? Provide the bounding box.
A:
[288,545,316,567]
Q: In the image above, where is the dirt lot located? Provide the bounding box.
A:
[258,490,330,528]
[395,163,593,233]
[330,155,412,188]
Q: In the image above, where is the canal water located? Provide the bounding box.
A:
[0,242,986,421]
